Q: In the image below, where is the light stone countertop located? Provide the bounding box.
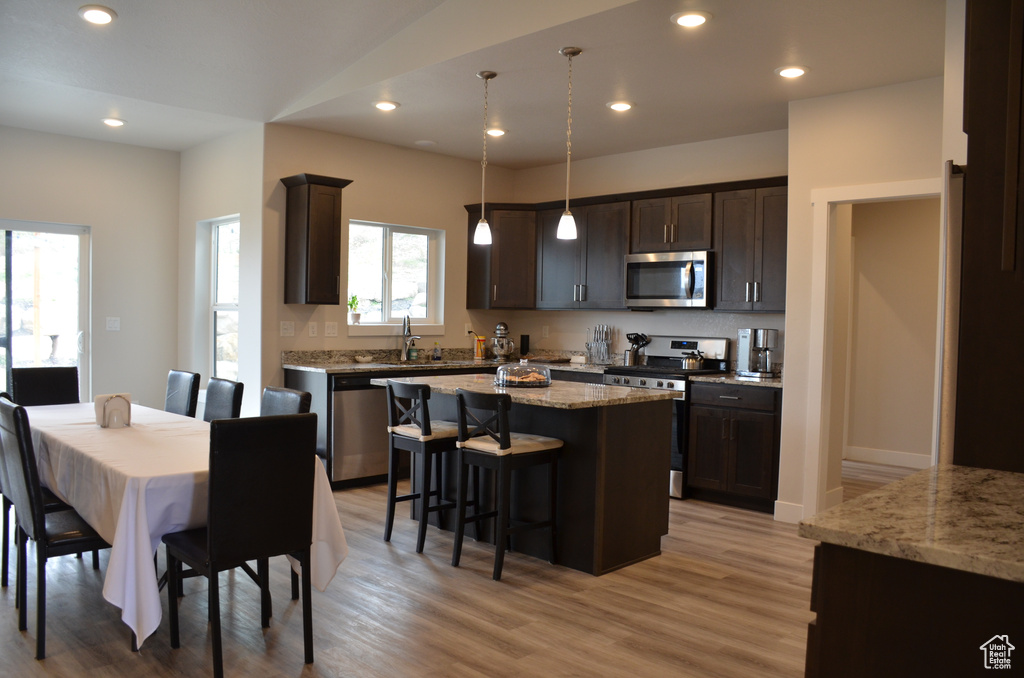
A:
[689,373,783,388]
[799,465,1024,583]
[371,373,677,410]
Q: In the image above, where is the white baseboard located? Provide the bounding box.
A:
[773,500,804,524]
[845,446,932,469]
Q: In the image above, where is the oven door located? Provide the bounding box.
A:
[624,251,709,308]
[670,395,688,498]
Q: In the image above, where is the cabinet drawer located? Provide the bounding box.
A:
[690,383,778,411]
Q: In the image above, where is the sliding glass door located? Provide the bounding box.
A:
[0,220,90,396]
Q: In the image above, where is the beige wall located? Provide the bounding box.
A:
[846,198,940,464]
[0,125,180,406]
[780,77,944,520]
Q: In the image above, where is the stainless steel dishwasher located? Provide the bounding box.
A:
[329,376,389,482]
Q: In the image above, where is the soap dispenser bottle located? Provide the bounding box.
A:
[432,342,442,361]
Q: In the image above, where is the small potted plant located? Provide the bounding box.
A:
[347,295,360,325]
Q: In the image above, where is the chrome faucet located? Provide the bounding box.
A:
[400,317,420,361]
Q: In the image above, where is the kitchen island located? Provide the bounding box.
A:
[800,464,1024,677]
[374,374,677,575]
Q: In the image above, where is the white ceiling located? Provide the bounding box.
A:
[0,0,947,169]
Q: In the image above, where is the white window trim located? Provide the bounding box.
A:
[208,216,239,380]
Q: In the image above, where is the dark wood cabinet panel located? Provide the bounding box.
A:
[282,174,352,305]
[686,382,781,512]
[466,208,537,309]
[714,187,787,312]
[536,208,579,308]
[631,194,712,253]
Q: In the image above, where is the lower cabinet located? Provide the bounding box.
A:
[686,382,781,512]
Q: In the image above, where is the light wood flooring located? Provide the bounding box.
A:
[0,463,912,677]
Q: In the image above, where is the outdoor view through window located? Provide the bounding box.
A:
[347,221,440,324]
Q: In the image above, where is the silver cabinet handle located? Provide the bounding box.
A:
[492,284,497,302]
[745,282,752,303]
[670,223,677,243]
[579,284,586,302]
[718,395,741,400]
[663,224,669,243]
[753,281,761,303]
[572,284,579,302]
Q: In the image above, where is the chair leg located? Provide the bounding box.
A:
[17,527,27,631]
[451,451,469,567]
[92,549,99,570]
[167,551,180,649]
[257,558,271,628]
[36,545,46,659]
[383,444,400,542]
[416,449,432,553]
[1,496,9,587]
[549,455,559,565]
[301,553,313,664]
[291,568,299,601]
[493,460,511,581]
[210,572,224,678]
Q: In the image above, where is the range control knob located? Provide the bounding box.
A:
[610,376,620,384]
[639,378,647,386]
[656,380,664,388]
[623,377,630,385]
[666,381,675,389]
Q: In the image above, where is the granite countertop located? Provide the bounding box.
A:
[370,373,677,410]
[799,465,1024,583]
[689,373,783,388]
[282,349,606,375]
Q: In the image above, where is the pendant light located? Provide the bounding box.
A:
[557,47,581,240]
[473,71,497,245]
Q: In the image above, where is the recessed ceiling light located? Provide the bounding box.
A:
[79,5,117,25]
[606,101,633,112]
[102,118,125,127]
[670,11,711,28]
[486,128,505,137]
[374,101,399,111]
[775,66,808,79]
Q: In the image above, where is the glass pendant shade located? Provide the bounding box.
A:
[473,218,492,245]
[556,210,577,240]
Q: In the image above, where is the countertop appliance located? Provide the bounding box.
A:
[604,335,729,499]
[624,332,650,366]
[736,328,779,378]
[624,251,711,308]
[491,321,515,362]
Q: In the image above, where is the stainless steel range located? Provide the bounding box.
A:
[604,335,730,499]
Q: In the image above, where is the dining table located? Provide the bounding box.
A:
[25,402,348,647]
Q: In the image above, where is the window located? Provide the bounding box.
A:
[211,218,239,380]
[347,220,444,325]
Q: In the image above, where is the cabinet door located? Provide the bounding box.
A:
[579,202,629,309]
[630,198,672,252]
[727,409,777,498]
[687,405,729,491]
[670,193,713,250]
[753,186,788,312]
[285,178,347,305]
[490,210,537,308]
[536,208,580,309]
[714,189,757,311]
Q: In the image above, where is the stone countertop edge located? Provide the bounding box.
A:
[689,374,783,388]
[798,465,1024,583]
[282,360,607,375]
[369,374,677,410]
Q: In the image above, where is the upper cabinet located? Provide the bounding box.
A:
[714,186,787,312]
[466,208,537,309]
[631,194,712,253]
[282,174,353,305]
[537,201,629,310]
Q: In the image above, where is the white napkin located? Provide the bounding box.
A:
[94,393,132,428]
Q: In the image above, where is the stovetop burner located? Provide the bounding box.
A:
[602,335,731,392]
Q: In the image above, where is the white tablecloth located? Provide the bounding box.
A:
[27,403,348,646]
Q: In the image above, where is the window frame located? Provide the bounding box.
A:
[210,216,240,380]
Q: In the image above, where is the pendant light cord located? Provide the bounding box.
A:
[481,75,489,215]
[565,52,573,212]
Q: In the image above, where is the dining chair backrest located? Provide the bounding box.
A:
[385,380,435,437]
[165,370,200,418]
[454,388,513,451]
[0,397,46,543]
[259,386,311,416]
[206,413,317,568]
[202,378,244,422]
[10,366,79,406]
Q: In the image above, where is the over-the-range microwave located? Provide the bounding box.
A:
[624,250,711,308]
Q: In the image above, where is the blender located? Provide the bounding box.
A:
[491,322,516,362]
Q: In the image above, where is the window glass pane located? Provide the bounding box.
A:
[214,310,238,380]
[347,224,384,323]
[11,231,80,368]
[391,232,429,319]
[215,221,239,304]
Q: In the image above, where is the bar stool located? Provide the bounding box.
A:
[450,388,562,581]
[384,381,459,553]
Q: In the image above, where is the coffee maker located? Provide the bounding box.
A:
[736,328,779,378]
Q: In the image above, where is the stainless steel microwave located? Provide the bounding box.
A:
[624,251,711,308]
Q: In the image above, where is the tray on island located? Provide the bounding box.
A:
[494,360,552,388]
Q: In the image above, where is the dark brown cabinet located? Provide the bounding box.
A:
[466,208,537,309]
[630,194,712,253]
[536,201,629,309]
[282,173,352,305]
[686,382,781,512]
[714,186,787,312]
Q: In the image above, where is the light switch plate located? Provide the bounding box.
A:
[324,322,338,337]
[106,317,120,331]
[280,321,295,337]
[308,322,318,337]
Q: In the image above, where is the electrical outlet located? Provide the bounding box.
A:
[106,317,120,331]
[542,325,550,338]
[465,323,474,334]
[308,322,318,337]
[280,321,295,337]
[324,322,338,337]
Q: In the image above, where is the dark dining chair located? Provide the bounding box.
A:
[0,396,110,659]
[10,366,79,406]
[162,413,318,678]
[259,386,311,416]
[202,378,244,422]
[165,370,200,418]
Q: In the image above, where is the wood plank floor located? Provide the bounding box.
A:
[0,463,913,677]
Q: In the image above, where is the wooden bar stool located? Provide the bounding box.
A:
[384,381,459,553]
[451,388,562,581]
